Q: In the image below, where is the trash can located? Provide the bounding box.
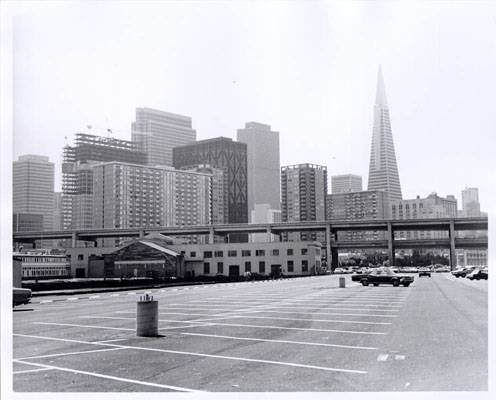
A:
[136,294,159,337]
[339,277,346,288]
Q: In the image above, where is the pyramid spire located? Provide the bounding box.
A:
[375,65,388,107]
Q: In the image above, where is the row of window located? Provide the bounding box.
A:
[202,260,310,274]
[22,267,70,277]
[196,248,308,259]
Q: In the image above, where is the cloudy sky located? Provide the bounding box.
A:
[5,1,496,213]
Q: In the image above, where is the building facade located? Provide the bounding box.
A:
[250,203,282,242]
[461,187,481,217]
[281,164,327,242]
[62,133,147,230]
[173,137,248,228]
[367,66,402,202]
[13,154,54,231]
[92,162,212,241]
[326,190,390,241]
[13,213,44,233]
[391,193,458,239]
[236,122,280,217]
[331,174,363,194]
[132,108,196,166]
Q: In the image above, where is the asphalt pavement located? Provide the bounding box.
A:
[11,273,488,392]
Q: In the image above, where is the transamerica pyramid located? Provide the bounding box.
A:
[367,66,403,201]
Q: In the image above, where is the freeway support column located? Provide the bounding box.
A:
[266,228,272,242]
[387,222,395,266]
[209,227,215,244]
[325,224,332,269]
[139,229,145,239]
[71,232,78,248]
[449,220,456,271]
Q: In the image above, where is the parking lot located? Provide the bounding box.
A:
[12,272,487,392]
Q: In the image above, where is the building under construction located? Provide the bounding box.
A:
[62,133,147,231]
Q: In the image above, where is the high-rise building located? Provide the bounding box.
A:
[92,162,212,245]
[461,187,481,217]
[53,192,63,230]
[331,174,363,194]
[62,133,147,230]
[326,190,390,241]
[250,203,282,242]
[13,213,44,233]
[185,164,227,225]
[173,137,248,227]
[236,122,280,217]
[281,164,327,242]
[132,108,196,166]
[367,66,402,201]
[391,193,458,239]
[13,155,54,231]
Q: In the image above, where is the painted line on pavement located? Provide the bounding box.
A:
[180,332,378,350]
[16,347,124,361]
[377,354,389,361]
[14,333,368,375]
[33,321,134,331]
[14,367,54,374]
[14,360,202,392]
[200,315,392,325]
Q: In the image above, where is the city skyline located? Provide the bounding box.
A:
[5,2,495,216]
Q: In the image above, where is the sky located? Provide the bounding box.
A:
[5,0,496,214]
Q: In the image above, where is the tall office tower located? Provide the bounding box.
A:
[461,187,481,217]
[13,155,54,231]
[331,174,363,194]
[326,190,390,241]
[391,193,458,239]
[186,164,227,224]
[62,133,147,231]
[250,203,282,242]
[281,164,327,242]
[236,122,280,219]
[53,192,63,230]
[173,137,248,230]
[132,108,196,166]
[367,66,402,201]
[93,162,212,245]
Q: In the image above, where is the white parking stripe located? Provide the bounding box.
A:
[14,367,54,374]
[14,360,202,392]
[33,322,134,331]
[14,333,368,375]
[246,310,398,318]
[17,347,124,360]
[196,315,392,325]
[180,332,378,350]
[377,354,389,361]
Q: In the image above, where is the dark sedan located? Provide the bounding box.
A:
[359,267,414,287]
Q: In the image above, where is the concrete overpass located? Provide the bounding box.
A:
[13,217,488,269]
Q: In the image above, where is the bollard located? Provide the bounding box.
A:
[339,277,346,288]
[136,293,159,337]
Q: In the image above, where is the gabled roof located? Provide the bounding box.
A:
[138,240,180,257]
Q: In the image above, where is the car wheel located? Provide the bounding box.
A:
[361,279,369,286]
[373,283,379,287]
[403,282,411,287]
[393,280,400,287]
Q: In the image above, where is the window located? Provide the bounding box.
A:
[190,251,196,258]
[217,262,223,274]
[203,251,212,258]
[301,248,308,255]
[287,248,293,256]
[203,262,210,274]
[287,260,294,272]
[214,250,223,257]
[245,261,251,272]
[259,261,265,274]
[302,260,308,272]
[228,250,237,257]
[77,254,84,261]
[256,249,265,256]
[242,250,251,257]
[272,249,279,256]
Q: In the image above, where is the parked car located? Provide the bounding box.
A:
[13,287,32,307]
[452,267,474,278]
[467,269,488,280]
[359,267,414,287]
[418,267,431,278]
[334,268,345,274]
